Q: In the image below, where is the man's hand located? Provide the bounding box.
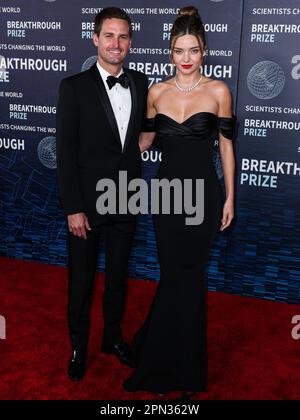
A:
[67,212,91,239]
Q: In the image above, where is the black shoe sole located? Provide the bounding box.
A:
[67,368,85,381]
[68,373,85,381]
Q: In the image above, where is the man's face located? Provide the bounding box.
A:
[93,18,131,67]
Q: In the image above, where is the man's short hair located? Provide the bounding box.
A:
[94,7,132,38]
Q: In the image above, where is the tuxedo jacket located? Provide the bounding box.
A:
[56,63,148,223]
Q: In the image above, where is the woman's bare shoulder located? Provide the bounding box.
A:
[205,79,232,114]
[204,78,231,96]
[149,78,174,97]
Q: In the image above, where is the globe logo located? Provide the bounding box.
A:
[247,61,285,100]
[44,0,56,2]
[210,0,224,2]
[81,56,98,72]
[38,136,56,169]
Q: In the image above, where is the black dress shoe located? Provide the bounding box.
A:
[67,350,86,381]
[102,341,136,368]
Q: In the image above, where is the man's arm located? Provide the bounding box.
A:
[56,78,83,215]
[56,79,91,239]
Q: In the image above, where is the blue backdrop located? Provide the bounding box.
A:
[0,0,299,303]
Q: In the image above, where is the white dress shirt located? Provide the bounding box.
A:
[97,62,132,150]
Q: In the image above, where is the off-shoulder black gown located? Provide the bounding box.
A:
[124,112,234,394]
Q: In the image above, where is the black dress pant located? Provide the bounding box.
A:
[67,218,135,356]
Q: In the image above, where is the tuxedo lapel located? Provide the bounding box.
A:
[123,70,138,153]
[89,64,121,147]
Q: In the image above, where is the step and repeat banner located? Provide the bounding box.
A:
[228,0,300,303]
[0,0,299,303]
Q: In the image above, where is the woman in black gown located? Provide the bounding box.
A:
[124,6,235,396]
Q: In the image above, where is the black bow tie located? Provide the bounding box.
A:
[106,73,130,89]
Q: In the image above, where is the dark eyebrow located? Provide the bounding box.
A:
[103,31,129,37]
[173,46,200,51]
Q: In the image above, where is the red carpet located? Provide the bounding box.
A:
[0,256,300,400]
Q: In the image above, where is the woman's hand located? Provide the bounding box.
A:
[220,199,234,231]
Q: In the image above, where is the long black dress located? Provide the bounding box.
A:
[124,112,234,393]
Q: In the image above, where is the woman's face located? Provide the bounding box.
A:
[171,34,204,75]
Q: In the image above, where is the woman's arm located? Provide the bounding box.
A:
[217,82,235,231]
[139,132,156,153]
[219,138,235,230]
[139,84,158,152]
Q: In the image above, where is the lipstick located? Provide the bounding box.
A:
[182,64,192,69]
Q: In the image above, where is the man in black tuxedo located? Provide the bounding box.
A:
[56,7,148,381]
